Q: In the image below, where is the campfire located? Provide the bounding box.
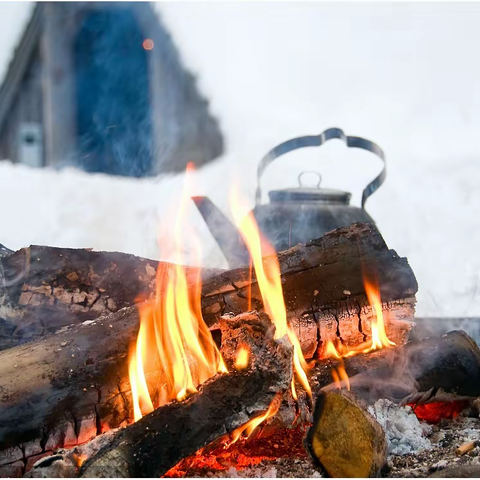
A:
[1,168,480,478]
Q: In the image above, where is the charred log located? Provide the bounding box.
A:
[315,330,480,406]
[0,223,418,472]
[78,322,293,478]
[0,309,292,476]
[0,306,140,469]
[0,246,221,350]
[80,369,289,478]
[202,223,417,357]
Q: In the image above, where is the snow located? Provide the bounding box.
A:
[369,399,432,456]
[1,2,480,316]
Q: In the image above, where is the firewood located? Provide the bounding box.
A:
[0,223,417,356]
[305,390,387,478]
[79,324,293,478]
[1,327,477,476]
[0,223,417,471]
[0,308,290,475]
[203,223,417,354]
[0,245,222,350]
[316,330,480,406]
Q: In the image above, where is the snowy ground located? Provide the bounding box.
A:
[1,2,480,317]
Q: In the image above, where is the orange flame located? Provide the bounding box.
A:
[363,276,396,352]
[228,393,283,445]
[129,164,227,422]
[235,347,250,370]
[336,363,350,391]
[247,257,253,311]
[230,189,311,398]
[321,276,395,391]
[72,453,87,468]
[325,341,350,391]
[324,340,343,359]
[322,278,395,362]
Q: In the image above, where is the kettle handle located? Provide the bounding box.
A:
[255,127,386,208]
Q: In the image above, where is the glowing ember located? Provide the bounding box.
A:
[72,453,87,468]
[235,347,250,370]
[230,188,311,398]
[409,400,470,424]
[129,164,227,421]
[164,423,309,477]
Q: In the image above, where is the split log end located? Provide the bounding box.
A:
[305,390,387,478]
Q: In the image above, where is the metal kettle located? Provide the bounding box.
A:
[192,127,386,268]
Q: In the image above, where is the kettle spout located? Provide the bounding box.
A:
[191,196,250,269]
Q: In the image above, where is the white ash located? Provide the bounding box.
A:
[387,416,480,477]
[199,459,323,478]
[368,399,432,455]
[226,465,277,478]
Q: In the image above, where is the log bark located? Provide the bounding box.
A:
[0,246,221,350]
[305,390,387,478]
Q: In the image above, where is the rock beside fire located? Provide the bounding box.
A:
[305,390,387,478]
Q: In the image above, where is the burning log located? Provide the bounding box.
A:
[202,223,417,357]
[0,223,417,355]
[305,390,387,478]
[0,308,289,476]
[80,367,290,478]
[315,330,480,406]
[0,245,222,350]
[28,315,293,478]
[0,305,142,468]
[11,328,479,477]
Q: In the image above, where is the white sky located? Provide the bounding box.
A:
[0,2,33,83]
[0,1,480,316]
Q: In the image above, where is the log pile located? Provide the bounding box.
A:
[0,221,445,478]
[24,328,480,478]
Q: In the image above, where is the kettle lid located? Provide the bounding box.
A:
[268,171,351,204]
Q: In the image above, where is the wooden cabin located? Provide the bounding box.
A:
[0,2,224,177]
